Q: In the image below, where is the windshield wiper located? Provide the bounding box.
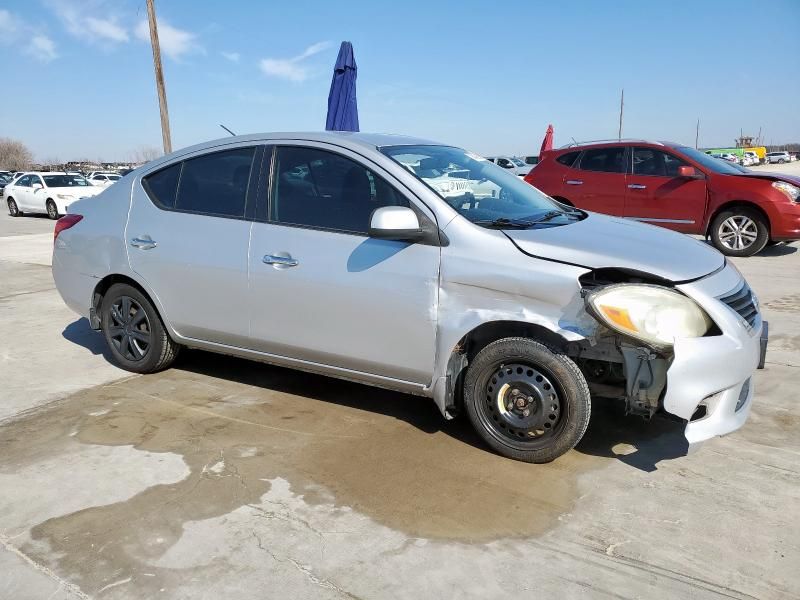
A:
[473,217,537,229]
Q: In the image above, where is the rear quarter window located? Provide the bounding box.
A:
[555,151,580,167]
[142,163,181,209]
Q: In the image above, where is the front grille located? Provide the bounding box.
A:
[719,281,758,327]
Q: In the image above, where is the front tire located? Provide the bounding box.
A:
[7,198,20,217]
[463,337,591,463]
[101,283,179,373]
[46,199,59,220]
[710,207,769,257]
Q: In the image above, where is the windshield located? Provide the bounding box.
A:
[511,158,526,167]
[678,147,745,175]
[381,145,577,227]
[43,174,91,187]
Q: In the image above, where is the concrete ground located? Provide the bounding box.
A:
[1,170,799,599]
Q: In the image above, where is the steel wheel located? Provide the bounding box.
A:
[476,361,567,451]
[718,215,759,251]
[107,295,152,361]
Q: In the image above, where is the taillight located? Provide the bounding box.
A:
[54,214,83,243]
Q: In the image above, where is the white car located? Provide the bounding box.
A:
[5,172,104,219]
[89,173,122,187]
[766,151,791,164]
[744,151,759,166]
[485,156,532,177]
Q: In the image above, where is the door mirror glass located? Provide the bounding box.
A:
[369,206,422,241]
[677,165,699,178]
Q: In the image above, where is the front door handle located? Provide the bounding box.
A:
[130,236,157,250]
[565,179,583,185]
[263,254,299,268]
[627,184,647,190]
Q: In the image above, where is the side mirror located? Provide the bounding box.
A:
[369,206,423,242]
[32,183,43,190]
[677,166,700,178]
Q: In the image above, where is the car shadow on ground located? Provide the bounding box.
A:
[699,238,797,257]
[64,317,690,471]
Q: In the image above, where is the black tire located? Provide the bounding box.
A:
[7,198,20,217]
[101,283,179,373]
[463,337,591,463]
[46,199,59,220]
[710,207,769,257]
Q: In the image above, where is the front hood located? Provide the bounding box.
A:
[504,212,724,282]
[739,172,800,186]
[50,186,104,197]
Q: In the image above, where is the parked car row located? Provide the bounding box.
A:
[484,156,533,176]
[525,139,800,257]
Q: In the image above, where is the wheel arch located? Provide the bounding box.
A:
[90,273,170,333]
[440,320,573,417]
[706,200,771,239]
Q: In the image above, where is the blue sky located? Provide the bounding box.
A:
[1,0,798,161]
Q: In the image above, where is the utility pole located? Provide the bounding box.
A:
[146,0,172,154]
[617,88,624,140]
[695,118,700,149]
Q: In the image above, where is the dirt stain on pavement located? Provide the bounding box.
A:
[0,351,668,593]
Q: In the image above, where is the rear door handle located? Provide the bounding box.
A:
[263,254,299,268]
[566,180,583,185]
[628,184,647,190]
[130,236,157,250]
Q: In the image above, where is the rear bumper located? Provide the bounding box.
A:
[52,248,95,319]
[664,264,764,448]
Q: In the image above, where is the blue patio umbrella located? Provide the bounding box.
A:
[325,41,359,132]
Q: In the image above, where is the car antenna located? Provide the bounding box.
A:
[219,124,236,137]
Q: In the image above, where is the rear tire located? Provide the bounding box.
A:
[463,337,591,463]
[7,198,20,217]
[710,207,769,257]
[101,283,179,373]
[46,199,59,220]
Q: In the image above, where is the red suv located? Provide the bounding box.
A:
[525,141,800,256]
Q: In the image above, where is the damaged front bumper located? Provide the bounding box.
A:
[664,264,766,448]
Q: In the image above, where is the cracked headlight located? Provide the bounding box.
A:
[772,181,800,203]
[587,285,712,348]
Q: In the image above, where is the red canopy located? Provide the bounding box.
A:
[540,124,554,155]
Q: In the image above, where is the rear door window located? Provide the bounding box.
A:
[578,148,626,173]
[175,147,256,218]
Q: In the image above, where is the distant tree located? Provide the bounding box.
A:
[0,138,34,171]
[130,145,163,165]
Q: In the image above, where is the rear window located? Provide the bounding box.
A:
[143,163,181,208]
[556,151,580,167]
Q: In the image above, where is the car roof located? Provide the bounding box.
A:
[555,139,686,152]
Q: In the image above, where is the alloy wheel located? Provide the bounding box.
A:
[8,199,18,216]
[477,362,565,449]
[47,201,57,219]
[108,295,152,361]
[718,215,758,251]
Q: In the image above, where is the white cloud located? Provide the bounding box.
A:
[44,0,128,45]
[25,34,58,62]
[0,10,58,62]
[85,17,129,43]
[134,19,200,61]
[259,41,331,82]
[221,51,240,62]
